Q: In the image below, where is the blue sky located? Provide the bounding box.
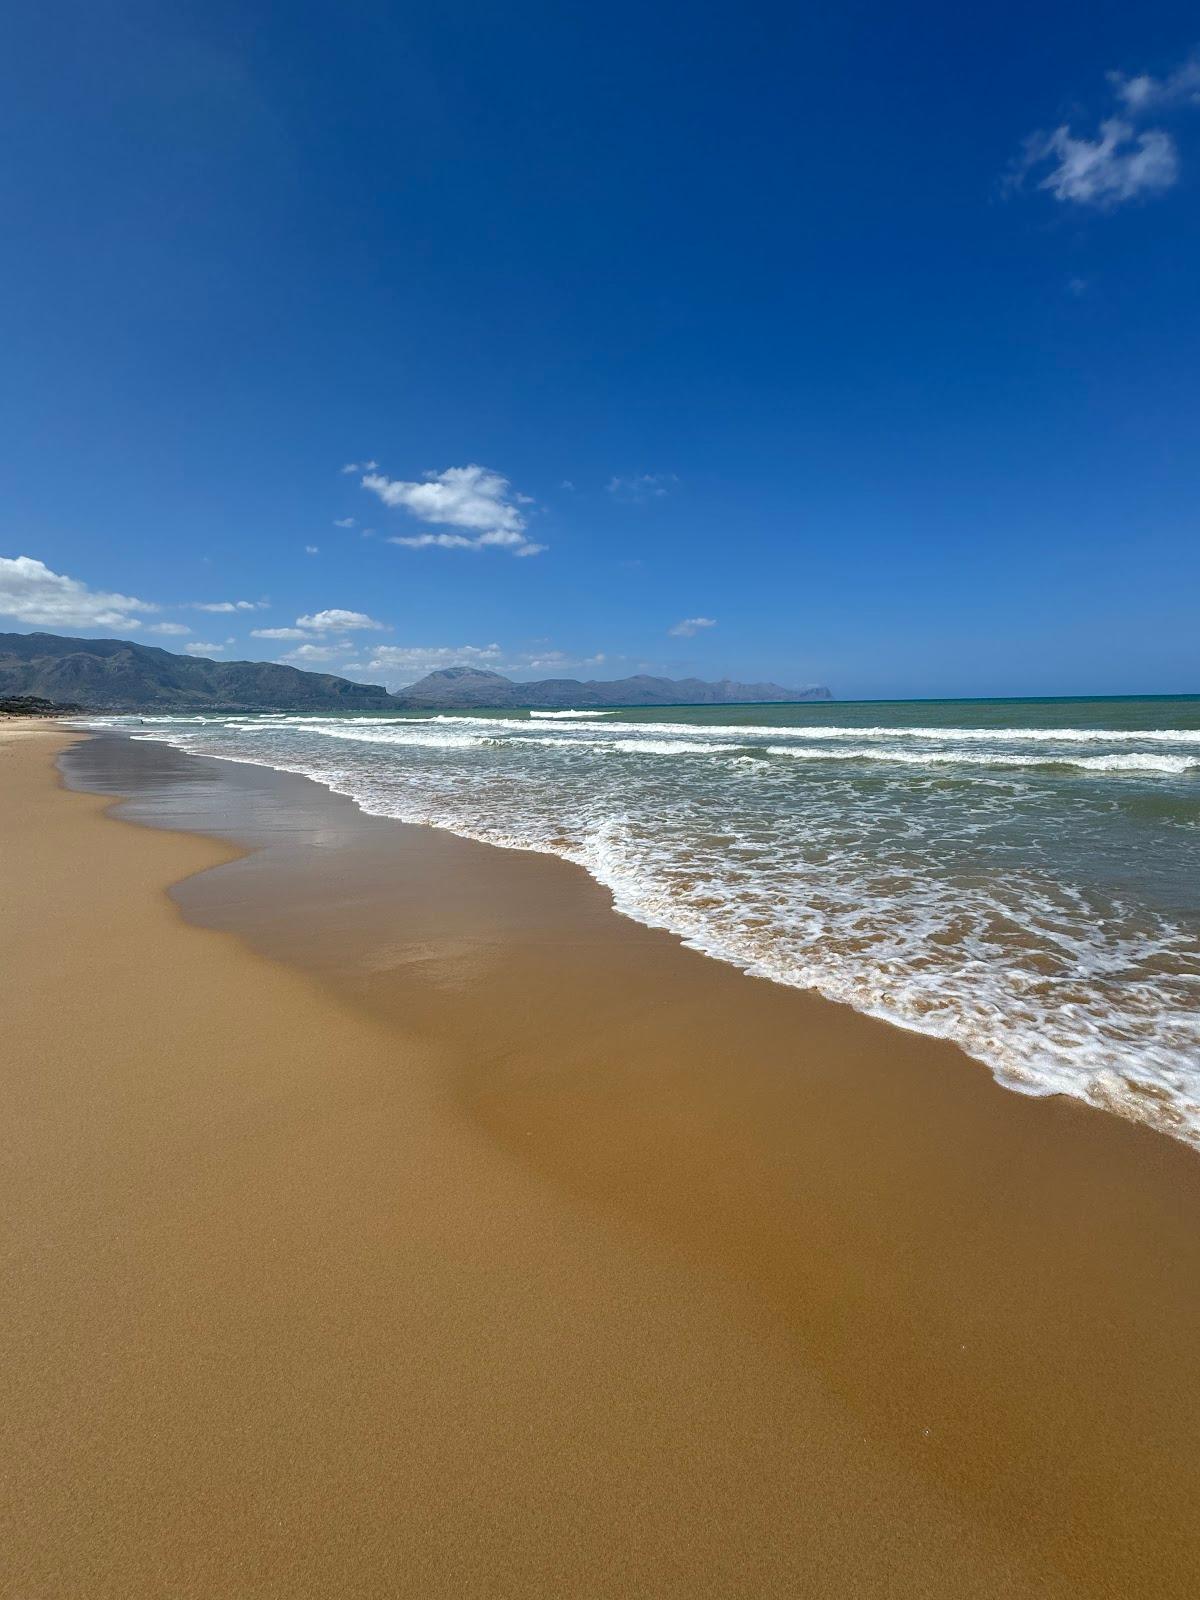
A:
[1,0,1198,698]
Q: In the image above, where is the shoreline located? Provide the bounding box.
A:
[89,705,1200,1152]
[6,726,1200,1595]
[73,720,1200,1149]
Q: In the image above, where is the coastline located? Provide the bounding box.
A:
[5,725,1200,1596]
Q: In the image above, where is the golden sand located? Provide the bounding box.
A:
[4,726,1200,1597]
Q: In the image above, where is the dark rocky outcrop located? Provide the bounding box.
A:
[0,693,83,716]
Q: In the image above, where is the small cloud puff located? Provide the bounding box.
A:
[1011,53,1200,210]
[1109,56,1200,113]
[607,473,678,503]
[277,642,344,664]
[361,463,545,557]
[253,610,387,642]
[668,616,716,637]
[295,608,385,632]
[1015,119,1177,208]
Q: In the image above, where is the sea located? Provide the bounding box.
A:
[88,695,1200,1145]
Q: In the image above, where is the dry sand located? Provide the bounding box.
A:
[4,726,1200,1597]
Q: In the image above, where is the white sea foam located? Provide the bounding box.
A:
[259,713,1200,746]
[176,716,1200,775]
[766,746,1200,775]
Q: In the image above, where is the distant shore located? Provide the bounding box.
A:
[4,724,1200,1598]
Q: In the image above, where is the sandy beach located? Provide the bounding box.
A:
[4,725,1200,1598]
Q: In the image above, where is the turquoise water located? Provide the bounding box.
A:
[93,696,1200,1144]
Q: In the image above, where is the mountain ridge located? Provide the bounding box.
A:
[0,632,393,711]
[0,633,831,710]
[392,667,831,708]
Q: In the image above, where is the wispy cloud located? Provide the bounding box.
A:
[332,517,356,528]
[147,621,191,636]
[1011,54,1200,208]
[251,626,308,640]
[607,472,678,503]
[278,642,345,664]
[305,545,319,555]
[184,639,233,656]
[362,463,545,556]
[340,459,378,474]
[295,608,385,632]
[513,649,608,672]
[1015,120,1178,207]
[0,555,156,630]
[668,616,716,637]
[192,599,268,613]
[1110,55,1200,113]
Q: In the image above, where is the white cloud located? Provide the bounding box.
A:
[184,640,232,656]
[1110,56,1200,113]
[668,616,717,637]
[0,555,156,630]
[278,642,343,664]
[341,459,378,474]
[253,611,386,643]
[332,517,356,528]
[607,472,678,503]
[389,528,547,557]
[1012,56,1200,209]
[363,463,545,556]
[1017,118,1178,207]
[305,545,319,555]
[192,599,267,613]
[147,621,191,636]
[294,608,385,632]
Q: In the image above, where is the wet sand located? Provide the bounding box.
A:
[4,726,1200,1597]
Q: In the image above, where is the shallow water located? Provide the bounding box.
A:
[85,695,1200,1145]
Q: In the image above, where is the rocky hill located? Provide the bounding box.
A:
[0,633,393,712]
[393,667,831,709]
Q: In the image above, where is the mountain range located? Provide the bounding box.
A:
[396,666,830,708]
[0,633,831,711]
